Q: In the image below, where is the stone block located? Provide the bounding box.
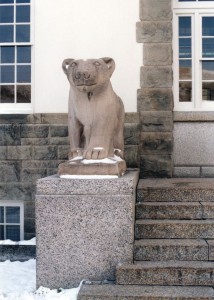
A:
[140,0,172,21]
[41,113,68,124]
[137,88,173,111]
[36,171,139,289]
[24,218,35,234]
[0,114,41,124]
[7,146,32,160]
[21,138,49,146]
[0,124,21,146]
[50,125,68,137]
[134,239,208,261]
[207,240,214,261]
[136,21,172,43]
[24,201,35,218]
[22,160,61,169]
[202,167,214,178]
[116,261,214,286]
[125,112,140,123]
[202,203,214,219]
[0,245,36,262]
[33,146,57,160]
[21,168,47,182]
[0,146,7,159]
[0,183,35,201]
[49,137,69,145]
[140,155,172,178]
[140,111,173,132]
[21,125,49,138]
[57,145,69,160]
[47,168,57,176]
[0,161,20,182]
[124,145,139,168]
[78,284,214,300]
[144,43,172,66]
[124,123,140,145]
[135,220,214,239]
[174,111,214,122]
[136,202,203,220]
[141,66,173,88]
[173,167,201,178]
[141,132,172,154]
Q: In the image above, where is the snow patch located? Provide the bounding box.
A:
[0,238,36,246]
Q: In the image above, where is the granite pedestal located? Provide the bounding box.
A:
[36,170,139,289]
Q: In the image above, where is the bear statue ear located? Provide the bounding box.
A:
[62,58,75,75]
[100,57,115,77]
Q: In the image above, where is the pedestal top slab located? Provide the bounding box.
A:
[36,169,139,195]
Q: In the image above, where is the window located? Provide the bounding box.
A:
[173,0,214,110]
[0,0,32,113]
[0,202,24,241]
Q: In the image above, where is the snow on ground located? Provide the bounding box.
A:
[0,259,81,300]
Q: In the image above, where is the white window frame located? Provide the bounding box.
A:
[0,201,24,241]
[173,0,214,111]
[0,0,34,114]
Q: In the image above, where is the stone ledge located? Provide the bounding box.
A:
[174,111,214,122]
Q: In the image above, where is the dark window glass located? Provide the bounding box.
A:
[16,0,30,3]
[202,82,214,100]
[179,81,192,102]
[0,225,4,239]
[6,207,20,223]
[17,84,30,102]
[0,85,14,102]
[179,38,191,58]
[17,65,30,82]
[16,25,30,42]
[17,46,31,63]
[0,66,15,83]
[202,38,214,58]
[0,0,13,3]
[202,61,214,80]
[6,225,20,241]
[179,60,192,80]
[0,207,4,223]
[1,46,15,63]
[179,16,191,36]
[0,25,13,43]
[16,5,30,23]
[203,17,214,36]
[0,6,14,23]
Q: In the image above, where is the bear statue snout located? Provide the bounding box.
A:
[75,71,90,80]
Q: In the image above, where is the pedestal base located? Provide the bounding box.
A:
[36,170,139,289]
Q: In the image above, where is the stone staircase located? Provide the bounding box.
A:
[78,178,214,299]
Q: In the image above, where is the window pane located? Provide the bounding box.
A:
[0,25,13,43]
[0,66,14,83]
[0,85,14,102]
[202,82,214,101]
[179,81,192,102]
[0,0,13,3]
[0,6,14,23]
[16,5,30,23]
[17,65,30,82]
[202,17,214,36]
[179,38,191,58]
[6,225,20,241]
[202,61,214,80]
[179,16,191,37]
[202,38,214,58]
[6,207,20,223]
[16,0,30,3]
[17,85,30,102]
[0,46,15,63]
[16,25,30,42]
[179,60,192,80]
[17,46,31,63]
[0,207,4,223]
[0,225,4,240]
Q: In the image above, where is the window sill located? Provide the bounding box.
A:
[0,103,33,114]
[174,111,214,122]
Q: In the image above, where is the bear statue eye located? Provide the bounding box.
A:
[71,62,77,67]
[94,61,101,66]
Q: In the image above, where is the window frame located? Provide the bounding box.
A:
[173,3,214,111]
[0,0,34,114]
[0,201,24,241]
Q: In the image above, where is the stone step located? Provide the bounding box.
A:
[135,220,214,239]
[137,178,214,202]
[116,261,214,286]
[134,239,208,261]
[136,202,203,220]
[77,284,214,300]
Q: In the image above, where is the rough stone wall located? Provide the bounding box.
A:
[137,0,173,178]
[0,113,140,239]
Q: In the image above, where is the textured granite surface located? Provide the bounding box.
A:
[36,170,139,289]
